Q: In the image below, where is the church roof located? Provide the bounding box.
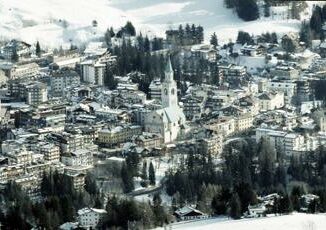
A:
[165,57,173,73]
[155,106,185,124]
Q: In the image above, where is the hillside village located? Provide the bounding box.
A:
[0,1,326,229]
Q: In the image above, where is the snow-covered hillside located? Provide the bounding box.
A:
[0,0,323,48]
[158,213,326,230]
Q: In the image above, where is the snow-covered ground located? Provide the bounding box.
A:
[0,0,323,48]
[157,213,326,230]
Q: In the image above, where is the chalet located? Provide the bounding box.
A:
[240,44,265,56]
[174,206,208,221]
[0,40,32,60]
[246,204,267,218]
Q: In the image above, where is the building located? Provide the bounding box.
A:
[234,113,254,132]
[0,40,31,60]
[80,52,116,86]
[181,94,205,120]
[51,132,85,154]
[77,207,107,229]
[144,59,186,143]
[7,63,40,79]
[256,128,305,156]
[246,204,267,218]
[134,133,163,149]
[61,149,93,167]
[40,143,60,163]
[66,172,86,191]
[80,59,106,86]
[15,175,41,201]
[258,92,284,111]
[204,117,235,137]
[197,134,223,155]
[50,68,81,97]
[271,65,299,80]
[149,79,162,101]
[267,81,296,105]
[26,82,48,105]
[174,206,208,221]
[97,125,142,146]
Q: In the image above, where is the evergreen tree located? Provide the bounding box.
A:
[236,0,259,21]
[141,161,148,180]
[210,32,218,48]
[144,36,150,52]
[236,31,253,45]
[149,162,156,185]
[264,2,271,17]
[282,36,296,53]
[271,32,278,44]
[121,163,134,193]
[229,192,242,219]
[124,21,136,36]
[279,194,293,214]
[104,28,112,46]
[36,41,41,57]
[310,5,323,39]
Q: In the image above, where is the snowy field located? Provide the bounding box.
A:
[0,0,323,48]
[158,213,326,230]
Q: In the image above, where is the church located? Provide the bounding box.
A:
[144,58,186,143]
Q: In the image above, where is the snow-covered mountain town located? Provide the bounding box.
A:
[0,0,326,229]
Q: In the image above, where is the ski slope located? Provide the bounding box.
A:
[0,0,323,48]
[158,213,326,230]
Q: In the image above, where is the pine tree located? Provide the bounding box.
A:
[121,163,134,193]
[210,32,218,48]
[264,2,271,17]
[271,32,278,44]
[236,0,259,22]
[36,41,41,57]
[141,161,148,180]
[104,28,112,46]
[144,36,150,52]
[149,162,156,185]
[124,21,136,36]
[282,36,296,53]
[229,192,242,219]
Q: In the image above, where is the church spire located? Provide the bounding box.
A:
[164,57,174,82]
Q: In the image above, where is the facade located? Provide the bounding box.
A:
[234,113,254,132]
[51,69,81,97]
[204,117,235,137]
[61,149,93,167]
[174,206,208,221]
[77,207,107,229]
[8,63,40,79]
[258,92,284,111]
[97,125,142,146]
[267,81,296,105]
[0,40,31,60]
[40,143,60,163]
[26,82,48,105]
[134,133,163,149]
[149,79,162,101]
[197,134,223,155]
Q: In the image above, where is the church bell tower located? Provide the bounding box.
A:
[162,58,178,108]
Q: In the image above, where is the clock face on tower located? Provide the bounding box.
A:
[164,88,168,95]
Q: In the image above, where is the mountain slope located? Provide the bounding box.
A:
[0,0,321,47]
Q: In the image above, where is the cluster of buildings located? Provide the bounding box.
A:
[0,20,326,227]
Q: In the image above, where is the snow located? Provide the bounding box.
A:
[1,0,323,48]
[158,213,326,230]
